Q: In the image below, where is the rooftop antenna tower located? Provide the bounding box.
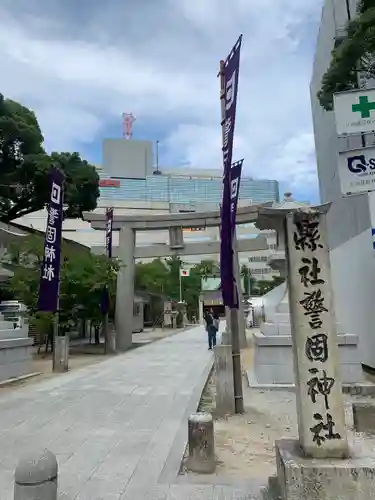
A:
[153,140,162,175]
[122,113,136,139]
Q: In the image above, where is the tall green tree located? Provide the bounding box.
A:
[0,93,99,222]
[135,258,169,295]
[318,0,375,110]
[5,235,119,333]
[240,264,256,297]
[135,258,219,318]
[250,275,285,296]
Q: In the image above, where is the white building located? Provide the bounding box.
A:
[12,193,307,282]
[311,0,375,370]
[11,137,284,280]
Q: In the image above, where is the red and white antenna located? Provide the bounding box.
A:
[122,113,136,139]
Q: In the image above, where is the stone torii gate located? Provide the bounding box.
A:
[84,205,269,350]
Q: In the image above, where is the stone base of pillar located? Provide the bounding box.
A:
[251,331,363,386]
[274,438,375,500]
[214,345,235,416]
[53,335,69,373]
[105,328,116,354]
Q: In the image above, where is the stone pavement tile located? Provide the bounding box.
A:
[89,452,140,484]
[120,484,170,500]
[213,485,262,500]
[74,476,126,498]
[0,326,213,498]
[75,493,120,500]
[0,469,15,500]
[167,484,215,500]
[58,493,76,500]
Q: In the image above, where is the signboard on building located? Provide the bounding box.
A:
[183,227,205,232]
[99,179,120,188]
[334,88,375,135]
[338,146,375,195]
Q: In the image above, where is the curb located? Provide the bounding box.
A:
[0,372,42,388]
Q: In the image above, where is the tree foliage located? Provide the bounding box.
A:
[0,93,99,222]
[318,0,375,110]
[135,258,285,314]
[240,264,255,297]
[253,276,285,296]
[135,258,219,317]
[240,264,284,296]
[5,235,119,333]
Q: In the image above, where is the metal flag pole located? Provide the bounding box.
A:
[52,283,60,372]
[179,270,183,303]
[103,207,114,354]
[53,174,65,373]
[219,58,244,414]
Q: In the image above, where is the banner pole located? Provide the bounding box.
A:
[179,271,183,303]
[219,59,244,414]
[104,207,114,354]
[53,176,64,373]
[52,284,60,371]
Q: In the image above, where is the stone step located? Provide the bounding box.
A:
[0,320,19,330]
[261,320,346,337]
[260,322,290,336]
[0,327,28,341]
[267,312,290,324]
[276,302,289,314]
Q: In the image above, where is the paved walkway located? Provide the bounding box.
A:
[0,325,257,500]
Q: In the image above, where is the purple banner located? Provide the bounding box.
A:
[220,160,243,308]
[230,160,243,229]
[222,35,242,177]
[37,168,64,312]
[220,35,243,309]
[106,208,113,258]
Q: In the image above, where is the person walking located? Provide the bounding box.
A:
[204,308,217,350]
[213,312,220,334]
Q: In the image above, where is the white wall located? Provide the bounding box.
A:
[330,228,375,368]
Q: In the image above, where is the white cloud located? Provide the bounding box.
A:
[0,0,323,201]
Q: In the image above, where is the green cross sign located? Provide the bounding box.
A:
[352,96,375,118]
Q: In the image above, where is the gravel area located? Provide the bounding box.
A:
[181,352,375,486]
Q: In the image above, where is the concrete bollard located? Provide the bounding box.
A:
[14,449,58,500]
[221,329,231,345]
[187,413,216,473]
[214,344,235,415]
[104,320,116,354]
[53,335,69,373]
[108,328,116,353]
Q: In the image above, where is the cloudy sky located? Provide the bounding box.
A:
[0,0,323,203]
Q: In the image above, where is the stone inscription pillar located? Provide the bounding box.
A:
[286,209,348,458]
[115,225,135,351]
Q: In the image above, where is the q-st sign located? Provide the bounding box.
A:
[338,146,375,195]
[334,88,375,135]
